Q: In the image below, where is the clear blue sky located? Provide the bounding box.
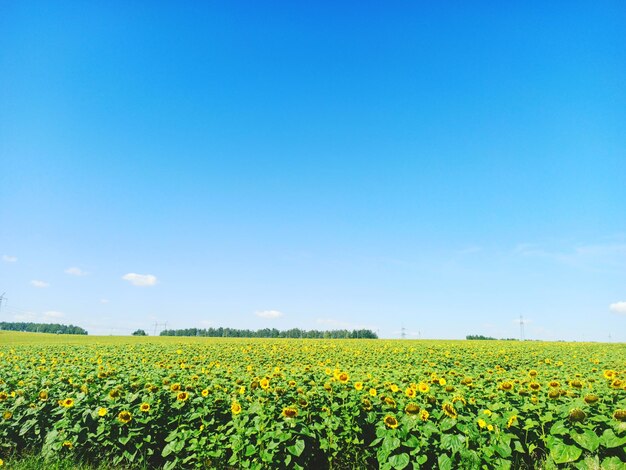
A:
[1,1,625,340]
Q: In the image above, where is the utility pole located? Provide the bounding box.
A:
[401,326,406,340]
[519,315,525,341]
[0,293,5,316]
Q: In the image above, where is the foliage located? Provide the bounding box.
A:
[132,330,148,337]
[0,322,87,335]
[1,335,625,469]
[160,327,378,339]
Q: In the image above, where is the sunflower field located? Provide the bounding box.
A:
[1,333,625,469]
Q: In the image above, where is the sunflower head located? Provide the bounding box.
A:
[568,408,586,423]
[529,382,541,391]
[507,415,518,428]
[477,418,487,429]
[282,407,297,419]
[140,403,150,412]
[62,398,74,408]
[500,382,514,391]
[405,387,416,398]
[259,378,270,390]
[361,398,373,411]
[38,390,49,401]
[354,382,364,391]
[442,403,457,419]
[613,409,626,422]
[404,403,420,416]
[338,372,349,384]
[419,410,429,421]
[118,410,132,424]
[231,402,242,415]
[177,391,189,402]
[384,415,399,429]
[369,388,377,397]
[98,407,108,417]
[548,389,560,399]
[584,394,599,404]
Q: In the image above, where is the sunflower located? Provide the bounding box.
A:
[259,378,270,390]
[477,418,487,429]
[499,382,514,391]
[231,402,242,415]
[362,398,373,411]
[118,410,132,424]
[487,424,494,432]
[3,411,12,420]
[506,415,518,428]
[584,394,599,404]
[369,388,377,397]
[201,388,209,397]
[170,383,181,392]
[548,389,560,399]
[0,392,7,401]
[418,382,430,393]
[611,379,623,389]
[613,409,626,422]
[282,407,298,419]
[439,378,447,386]
[405,403,420,416]
[548,380,560,388]
[405,387,416,398]
[98,407,108,417]
[354,382,363,391]
[390,384,399,393]
[419,410,430,421]
[569,379,583,389]
[483,409,492,416]
[38,390,49,401]
[109,389,121,399]
[604,370,616,380]
[568,408,586,422]
[384,397,397,409]
[338,372,349,384]
[62,441,73,449]
[140,403,150,412]
[442,403,457,419]
[61,398,74,408]
[528,369,538,378]
[529,382,541,391]
[177,391,189,402]
[384,415,399,429]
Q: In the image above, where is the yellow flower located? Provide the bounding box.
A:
[238,386,246,395]
[442,403,457,419]
[405,387,416,398]
[354,382,363,391]
[3,411,12,420]
[487,424,494,431]
[499,382,514,391]
[98,407,108,417]
[201,388,209,397]
[405,403,420,416]
[231,402,242,415]
[507,415,518,428]
[548,380,560,388]
[438,378,447,386]
[259,378,270,390]
[62,441,73,449]
[0,392,7,401]
[118,410,132,424]
[170,383,181,392]
[528,369,538,377]
[140,403,150,412]
[177,391,189,402]
[109,389,121,399]
[369,388,377,397]
[38,390,49,401]
[419,410,429,421]
[0,457,4,466]
[529,382,541,391]
[477,418,487,429]
[61,398,74,408]
[418,382,430,393]
[282,407,298,419]
[384,415,399,429]
[390,384,399,393]
[338,372,349,384]
[604,370,616,380]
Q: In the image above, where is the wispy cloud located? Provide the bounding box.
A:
[513,241,626,270]
[31,280,50,288]
[44,310,65,318]
[122,273,158,287]
[65,267,87,276]
[255,310,284,319]
[100,299,110,304]
[2,255,17,263]
[609,301,626,315]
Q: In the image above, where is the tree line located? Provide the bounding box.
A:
[0,322,88,335]
[466,334,518,341]
[160,327,378,339]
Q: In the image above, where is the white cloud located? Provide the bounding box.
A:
[100,299,110,304]
[31,280,49,288]
[2,255,17,263]
[122,273,158,287]
[65,267,87,276]
[609,301,626,315]
[255,310,284,319]
[44,310,65,318]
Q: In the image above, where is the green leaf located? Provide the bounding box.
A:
[403,435,419,449]
[438,453,453,470]
[549,420,568,436]
[383,436,401,453]
[550,441,582,464]
[440,433,466,454]
[287,439,305,457]
[389,453,410,470]
[572,429,600,452]
[494,441,512,458]
[600,429,626,448]
[602,456,626,470]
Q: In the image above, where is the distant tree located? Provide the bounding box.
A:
[132,329,147,336]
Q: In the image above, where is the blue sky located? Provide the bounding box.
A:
[1,1,625,340]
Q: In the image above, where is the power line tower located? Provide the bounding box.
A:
[401,326,406,340]
[0,292,5,316]
[519,315,525,341]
